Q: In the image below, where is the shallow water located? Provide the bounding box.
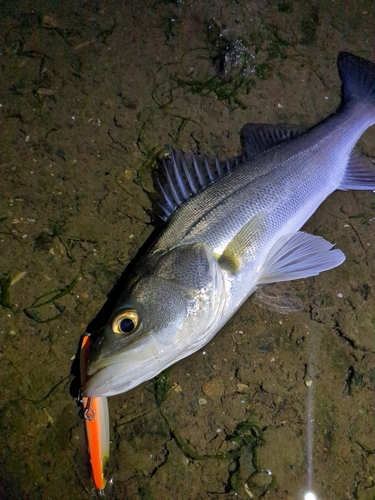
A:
[0,1,375,499]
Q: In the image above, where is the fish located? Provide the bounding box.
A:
[83,52,375,398]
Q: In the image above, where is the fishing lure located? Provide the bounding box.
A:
[80,333,110,494]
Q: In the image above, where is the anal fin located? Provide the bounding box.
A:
[339,151,375,190]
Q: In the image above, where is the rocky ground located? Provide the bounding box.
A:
[0,0,374,498]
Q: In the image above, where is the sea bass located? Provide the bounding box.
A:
[84,52,375,398]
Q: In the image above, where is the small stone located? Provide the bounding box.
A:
[273,395,282,405]
[248,470,273,488]
[202,377,225,398]
[305,380,313,387]
[42,13,58,28]
[237,382,249,392]
[198,398,207,405]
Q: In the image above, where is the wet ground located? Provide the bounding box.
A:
[1,1,375,499]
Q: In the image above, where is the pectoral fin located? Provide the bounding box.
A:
[219,213,267,273]
[258,231,345,284]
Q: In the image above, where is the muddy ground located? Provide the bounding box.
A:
[0,0,374,499]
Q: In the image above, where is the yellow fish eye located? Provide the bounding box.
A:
[112,310,139,334]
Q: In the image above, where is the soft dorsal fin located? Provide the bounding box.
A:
[157,148,243,221]
[240,123,305,160]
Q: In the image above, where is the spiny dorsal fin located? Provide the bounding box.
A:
[240,123,305,160]
[157,148,243,221]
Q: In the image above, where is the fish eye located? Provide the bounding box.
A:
[112,310,139,335]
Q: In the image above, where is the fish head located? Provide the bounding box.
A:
[84,242,226,397]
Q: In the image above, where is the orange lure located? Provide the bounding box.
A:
[80,333,110,493]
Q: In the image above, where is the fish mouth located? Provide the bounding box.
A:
[83,337,178,397]
[83,352,158,398]
[86,355,109,377]
[83,361,123,398]
[86,364,106,380]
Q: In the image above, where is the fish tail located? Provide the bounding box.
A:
[337,52,375,191]
[338,52,375,106]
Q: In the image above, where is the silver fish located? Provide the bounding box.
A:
[84,52,375,398]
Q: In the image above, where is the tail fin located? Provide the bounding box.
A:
[337,52,375,191]
[338,52,375,105]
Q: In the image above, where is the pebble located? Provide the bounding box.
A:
[237,382,249,392]
[202,377,225,398]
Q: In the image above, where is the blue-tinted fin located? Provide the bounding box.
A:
[181,153,197,194]
[258,232,345,284]
[157,148,243,221]
[240,123,305,161]
[215,156,221,176]
[191,151,204,188]
[163,155,182,206]
[338,52,375,106]
[339,151,375,190]
[170,148,187,200]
